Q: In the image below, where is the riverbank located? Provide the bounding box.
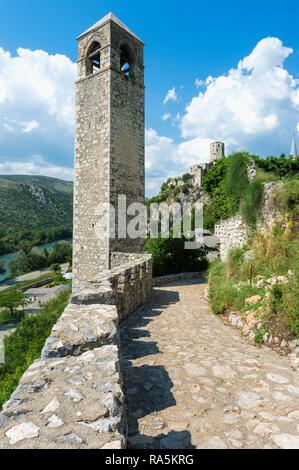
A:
[0,239,72,282]
[0,263,70,293]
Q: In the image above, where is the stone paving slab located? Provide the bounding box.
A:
[0,346,124,449]
[121,279,299,449]
[42,304,118,358]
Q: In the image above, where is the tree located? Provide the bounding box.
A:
[51,264,61,275]
[203,158,228,195]
[0,260,5,276]
[9,248,48,277]
[224,152,250,203]
[9,252,31,277]
[48,242,72,265]
[0,288,26,319]
[27,251,48,271]
[18,240,33,256]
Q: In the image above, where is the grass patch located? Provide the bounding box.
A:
[273,178,299,219]
[208,206,299,339]
[208,259,263,315]
[255,169,280,183]
[254,325,268,345]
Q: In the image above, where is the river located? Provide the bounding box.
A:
[0,239,72,282]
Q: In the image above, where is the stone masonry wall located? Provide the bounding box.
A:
[215,214,247,261]
[73,62,111,282]
[215,183,284,261]
[109,20,145,255]
[0,254,152,449]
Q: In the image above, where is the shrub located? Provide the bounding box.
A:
[251,231,299,277]
[274,178,299,218]
[268,284,283,317]
[224,152,250,204]
[208,261,237,315]
[241,180,264,228]
[209,222,299,339]
[256,169,279,184]
[0,260,5,276]
[203,152,252,228]
[208,258,264,315]
[254,325,268,345]
[0,290,70,408]
[207,183,237,222]
[226,247,246,278]
[280,278,299,337]
[203,158,228,195]
[145,237,208,277]
[9,241,72,278]
[48,242,72,265]
[254,154,299,178]
[0,288,26,320]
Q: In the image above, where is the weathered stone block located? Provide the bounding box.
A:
[0,347,125,449]
[42,304,119,358]
[71,282,115,305]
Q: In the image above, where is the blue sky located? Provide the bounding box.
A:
[1,0,299,194]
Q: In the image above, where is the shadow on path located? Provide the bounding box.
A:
[120,287,195,449]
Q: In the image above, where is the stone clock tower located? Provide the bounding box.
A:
[73,13,145,288]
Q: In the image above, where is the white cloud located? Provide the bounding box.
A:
[163,86,178,105]
[1,117,40,134]
[22,120,39,133]
[162,113,172,122]
[0,155,73,180]
[146,37,299,195]
[173,113,182,124]
[0,46,76,175]
[176,138,213,166]
[161,113,182,128]
[145,129,212,195]
[181,37,299,155]
[1,38,299,198]
[239,37,292,75]
[195,78,205,88]
[145,128,182,194]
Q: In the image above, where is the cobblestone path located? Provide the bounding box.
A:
[121,279,299,449]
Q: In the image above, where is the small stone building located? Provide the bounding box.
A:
[190,163,212,187]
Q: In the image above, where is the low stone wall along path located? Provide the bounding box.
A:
[121,279,299,449]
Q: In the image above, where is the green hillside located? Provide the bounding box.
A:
[0,175,73,254]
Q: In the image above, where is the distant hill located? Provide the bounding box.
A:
[0,175,73,254]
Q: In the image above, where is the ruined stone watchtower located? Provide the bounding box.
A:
[210,141,225,162]
[73,13,145,288]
